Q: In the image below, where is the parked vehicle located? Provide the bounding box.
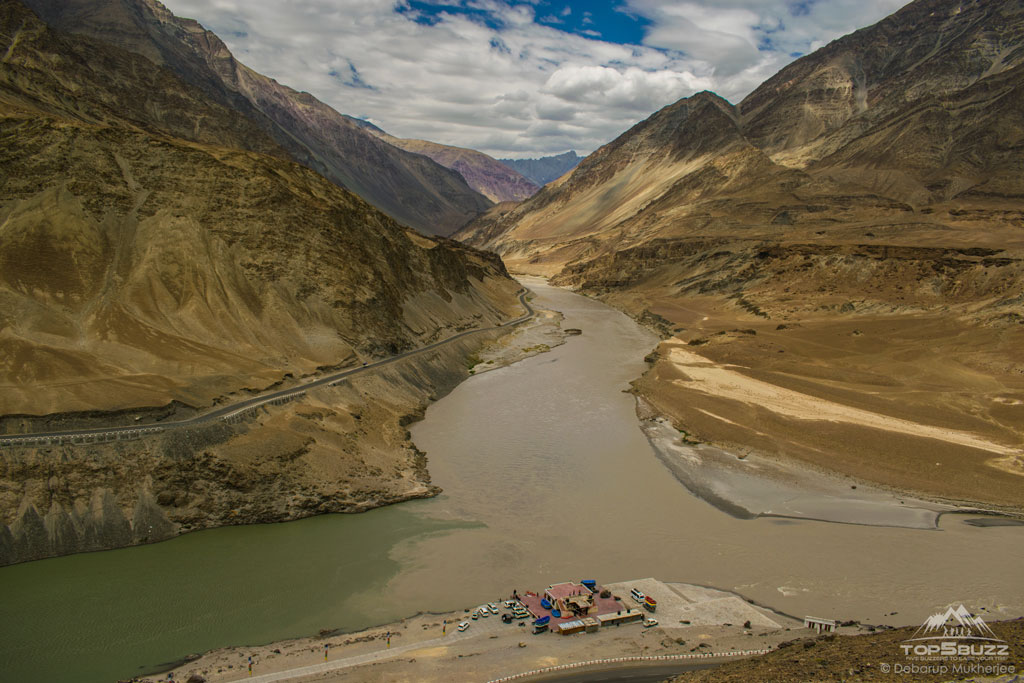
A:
[644,596,657,612]
[471,612,479,620]
[458,621,470,632]
[643,618,658,628]
[630,588,645,602]
[533,624,549,634]
[488,604,499,614]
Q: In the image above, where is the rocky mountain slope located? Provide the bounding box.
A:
[458,0,1024,510]
[499,151,582,186]
[463,0,1024,281]
[0,0,522,564]
[348,118,539,203]
[22,0,493,236]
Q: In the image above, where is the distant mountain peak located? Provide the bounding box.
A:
[348,119,539,203]
[498,151,582,186]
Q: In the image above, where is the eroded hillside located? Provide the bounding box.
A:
[22,0,493,235]
[0,0,523,565]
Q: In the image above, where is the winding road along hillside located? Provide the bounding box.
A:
[0,290,533,448]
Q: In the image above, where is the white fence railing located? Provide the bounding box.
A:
[485,649,772,682]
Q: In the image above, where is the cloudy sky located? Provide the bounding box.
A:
[160,0,908,158]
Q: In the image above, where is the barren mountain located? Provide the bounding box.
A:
[0,0,522,564]
[350,120,539,203]
[499,151,583,186]
[21,0,493,235]
[458,0,1024,510]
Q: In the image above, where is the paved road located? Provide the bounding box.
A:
[0,290,533,447]
[242,639,730,683]
[524,661,722,682]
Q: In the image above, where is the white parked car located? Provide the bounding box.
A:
[488,604,499,614]
[458,621,470,632]
[643,618,658,628]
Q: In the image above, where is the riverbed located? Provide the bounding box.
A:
[1,279,1022,682]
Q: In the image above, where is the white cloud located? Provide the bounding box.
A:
[627,0,908,77]
[159,0,909,157]
[543,65,713,112]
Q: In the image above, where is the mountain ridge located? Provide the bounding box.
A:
[498,150,582,186]
[21,0,493,235]
[345,117,540,203]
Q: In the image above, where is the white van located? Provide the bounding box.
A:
[630,588,645,602]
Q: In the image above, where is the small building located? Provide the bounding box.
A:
[597,609,643,627]
[582,617,600,633]
[558,619,586,635]
[804,616,837,633]
[545,582,596,617]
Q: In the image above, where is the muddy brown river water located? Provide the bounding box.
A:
[1,279,1021,682]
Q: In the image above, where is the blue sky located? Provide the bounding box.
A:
[402,1,652,44]
[160,0,909,157]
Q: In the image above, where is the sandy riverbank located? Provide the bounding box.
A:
[603,287,1024,514]
[636,401,961,529]
[468,300,568,375]
[141,579,817,683]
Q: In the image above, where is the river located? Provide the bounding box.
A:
[1,279,1022,682]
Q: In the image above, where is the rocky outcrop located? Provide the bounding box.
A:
[2,489,144,563]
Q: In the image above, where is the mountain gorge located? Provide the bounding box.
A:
[21,0,493,236]
[459,0,1024,510]
[0,0,523,564]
